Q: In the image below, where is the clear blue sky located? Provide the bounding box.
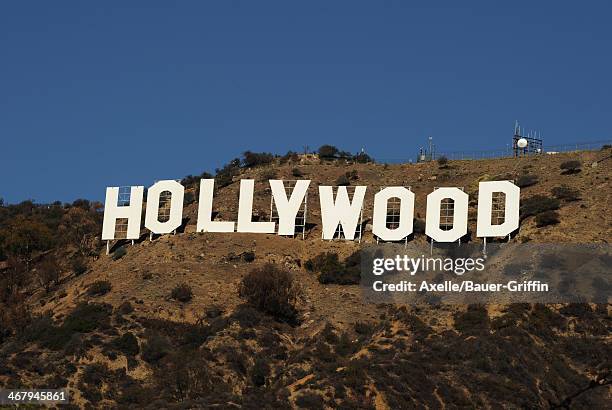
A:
[1,1,610,203]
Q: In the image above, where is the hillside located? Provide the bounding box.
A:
[0,149,610,409]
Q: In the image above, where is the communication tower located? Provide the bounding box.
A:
[513,121,543,157]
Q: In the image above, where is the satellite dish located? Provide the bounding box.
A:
[517,138,528,148]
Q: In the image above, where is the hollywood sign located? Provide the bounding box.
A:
[101,179,520,243]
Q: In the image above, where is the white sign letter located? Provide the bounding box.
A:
[270,180,310,235]
[196,179,235,233]
[102,186,144,240]
[372,187,415,241]
[237,179,275,233]
[319,186,366,240]
[425,187,469,242]
[145,180,184,234]
[476,181,520,237]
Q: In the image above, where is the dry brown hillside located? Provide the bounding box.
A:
[2,149,610,409]
[183,150,611,243]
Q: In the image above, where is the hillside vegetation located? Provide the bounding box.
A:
[0,147,610,409]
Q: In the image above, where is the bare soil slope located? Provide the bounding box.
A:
[2,150,610,409]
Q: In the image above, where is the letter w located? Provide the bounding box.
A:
[319,186,366,240]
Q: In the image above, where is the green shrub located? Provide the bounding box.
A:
[454,305,489,335]
[87,280,112,296]
[227,251,256,263]
[77,382,103,407]
[81,362,110,385]
[215,172,234,188]
[260,168,277,180]
[3,216,55,260]
[180,174,199,187]
[295,391,325,409]
[336,174,350,186]
[171,283,193,303]
[116,301,134,315]
[230,304,262,327]
[335,332,357,356]
[21,315,69,350]
[280,151,299,164]
[180,323,210,348]
[184,191,195,205]
[329,251,361,285]
[516,174,539,188]
[291,167,303,177]
[71,199,91,210]
[181,172,212,188]
[250,357,270,387]
[560,160,581,174]
[437,156,449,167]
[205,305,224,319]
[71,257,88,276]
[215,158,241,188]
[141,333,170,364]
[112,246,127,260]
[37,256,61,292]
[112,332,140,356]
[242,151,275,168]
[354,321,376,336]
[413,218,426,234]
[238,263,301,324]
[535,210,560,227]
[520,195,560,220]
[79,382,102,404]
[318,145,339,159]
[117,384,152,406]
[353,152,373,163]
[306,251,361,285]
[305,252,342,272]
[21,306,112,351]
[242,251,255,262]
[551,185,580,201]
[63,302,112,333]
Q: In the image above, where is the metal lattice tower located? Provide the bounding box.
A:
[513,121,543,157]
